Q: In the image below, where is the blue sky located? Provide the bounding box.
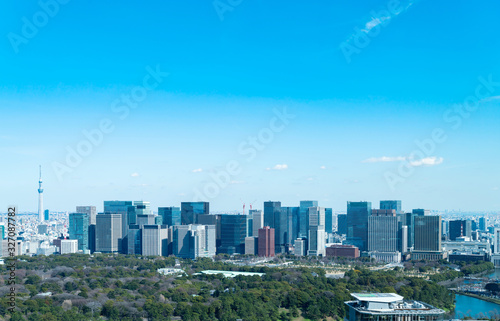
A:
[1,0,499,213]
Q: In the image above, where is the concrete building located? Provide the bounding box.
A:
[250,210,263,237]
[76,206,96,225]
[245,236,258,255]
[60,239,78,254]
[308,207,326,256]
[172,224,216,259]
[142,225,168,256]
[294,238,306,256]
[95,214,122,253]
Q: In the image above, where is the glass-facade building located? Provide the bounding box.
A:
[181,202,209,225]
[346,201,371,251]
[299,200,318,239]
[219,214,247,254]
[159,207,181,226]
[264,201,281,229]
[325,208,333,234]
[380,200,402,214]
[69,212,89,251]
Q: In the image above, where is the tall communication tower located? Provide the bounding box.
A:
[38,165,44,222]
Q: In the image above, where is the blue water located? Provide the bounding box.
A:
[486,268,500,279]
[455,294,500,318]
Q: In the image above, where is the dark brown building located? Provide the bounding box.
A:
[325,244,359,258]
[258,226,275,257]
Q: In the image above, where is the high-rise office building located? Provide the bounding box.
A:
[219,214,247,254]
[449,220,472,241]
[299,201,318,239]
[494,228,500,254]
[76,206,96,225]
[127,225,142,255]
[412,209,430,216]
[346,201,371,251]
[135,201,151,215]
[414,216,441,252]
[159,207,181,226]
[197,214,221,248]
[142,225,168,256]
[264,201,281,229]
[479,217,488,231]
[104,201,134,238]
[380,200,402,214]
[368,210,398,252]
[275,207,292,253]
[69,213,89,251]
[181,202,209,225]
[258,226,275,257]
[88,224,96,253]
[307,207,326,256]
[325,208,333,234]
[44,209,49,221]
[95,214,122,253]
[136,214,156,226]
[337,214,347,235]
[172,224,216,259]
[250,209,263,237]
[245,237,258,255]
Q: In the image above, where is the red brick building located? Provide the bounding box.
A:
[258,226,275,257]
[325,244,359,258]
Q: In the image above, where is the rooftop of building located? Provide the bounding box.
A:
[346,293,446,315]
[195,270,265,278]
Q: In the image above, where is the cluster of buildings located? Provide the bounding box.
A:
[2,184,500,264]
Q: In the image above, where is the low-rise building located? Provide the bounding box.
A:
[345,293,445,321]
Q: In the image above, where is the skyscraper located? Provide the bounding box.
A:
[346,201,371,251]
[38,165,44,222]
[299,200,318,239]
[76,206,96,225]
[479,217,488,231]
[274,207,291,253]
[258,226,275,257]
[172,224,216,259]
[414,216,441,252]
[142,225,168,256]
[127,225,142,255]
[307,207,326,256]
[449,220,472,241]
[159,207,181,226]
[219,214,247,254]
[337,214,347,235]
[368,210,398,252]
[250,209,263,237]
[325,208,333,234]
[44,209,49,221]
[181,202,209,225]
[264,201,281,229]
[69,212,89,251]
[95,214,122,253]
[103,201,134,237]
[380,200,402,214]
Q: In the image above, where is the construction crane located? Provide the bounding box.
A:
[249,200,257,211]
[240,199,245,215]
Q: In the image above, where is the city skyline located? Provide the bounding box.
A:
[2,1,500,212]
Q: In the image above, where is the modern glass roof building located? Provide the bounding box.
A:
[345,293,445,321]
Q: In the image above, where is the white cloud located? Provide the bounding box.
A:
[363,156,444,167]
[320,166,326,170]
[306,177,314,181]
[131,173,139,177]
[230,180,245,185]
[192,168,203,173]
[409,157,444,167]
[362,156,406,163]
[267,164,288,171]
[492,187,499,191]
